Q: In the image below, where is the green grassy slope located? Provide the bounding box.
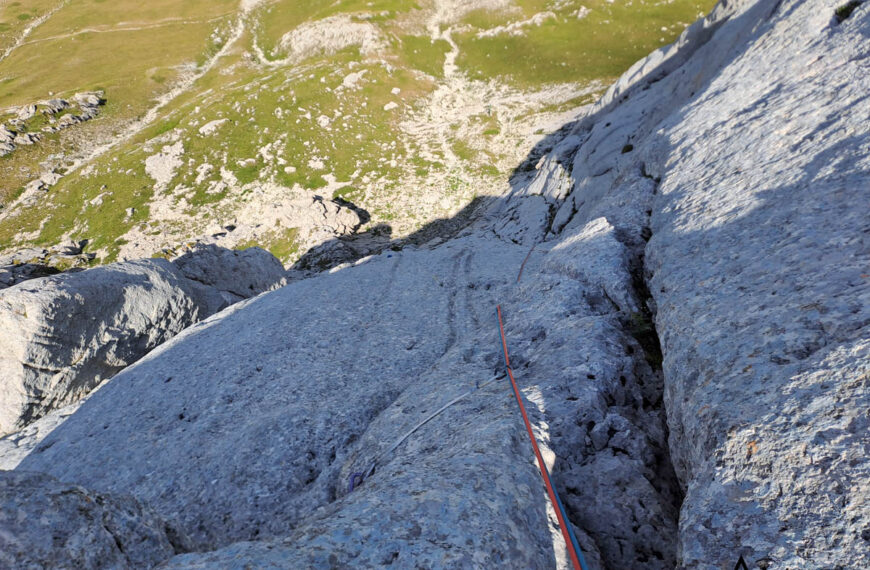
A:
[0,0,716,265]
[455,0,709,86]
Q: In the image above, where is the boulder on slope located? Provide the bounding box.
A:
[171,244,286,301]
[0,470,190,569]
[0,259,225,437]
[0,246,285,436]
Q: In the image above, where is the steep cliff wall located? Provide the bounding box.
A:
[9,0,869,568]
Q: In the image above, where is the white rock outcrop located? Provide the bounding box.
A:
[171,244,286,302]
[0,91,104,157]
[0,246,285,436]
[277,15,383,62]
[145,141,185,189]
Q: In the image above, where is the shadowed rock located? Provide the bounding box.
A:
[0,470,190,569]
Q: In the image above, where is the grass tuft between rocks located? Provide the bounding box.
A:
[835,1,862,23]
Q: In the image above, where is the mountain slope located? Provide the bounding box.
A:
[0,0,713,267]
[15,0,870,568]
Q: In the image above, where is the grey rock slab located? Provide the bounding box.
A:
[20,242,509,550]
[641,1,870,565]
[542,217,641,314]
[20,222,680,568]
[158,215,679,568]
[492,194,552,246]
[170,244,286,299]
[0,470,189,569]
[0,259,227,436]
[534,0,870,566]
[0,400,85,470]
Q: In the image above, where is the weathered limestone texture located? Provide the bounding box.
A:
[0,470,190,569]
[21,223,680,569]
[0,246,285,435]
[543,0,870,566]
[642,2,870,566]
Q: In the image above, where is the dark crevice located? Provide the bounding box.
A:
[569,182,682,567]
[164,522,193,554]
[107,526,130,564]
[626,259,664,371]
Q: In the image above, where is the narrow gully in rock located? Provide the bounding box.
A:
[520,163,686,567]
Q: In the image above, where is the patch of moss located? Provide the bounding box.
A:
[236,226,300,264]
[398,35,451,78]
[452,138,477,162]
[234,164,261,185]
[333,185,360,200]
[627,311,663,369]
[266,227,300,261]
[835,1,862,23]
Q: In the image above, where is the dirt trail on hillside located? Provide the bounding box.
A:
[0,0,69,64]
[0,1,259,224]
[17,14,234,47]
[64,1,260,173]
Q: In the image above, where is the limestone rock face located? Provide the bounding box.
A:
[0,402,80,470]
[0,247,285,436]
[641,2,870,566]
[170,244,286,301]
[543,0,870,566]
[0,470,189,569]
[0,259,224,436]
[21,228,678,568]
[9,0,870,569]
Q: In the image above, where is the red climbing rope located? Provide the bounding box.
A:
[497,304,587,570]
[516,244,536,282]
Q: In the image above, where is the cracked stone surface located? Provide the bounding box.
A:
[642,1,870,566]
[0,470,190,569]
[544,0,870,566]
[20,216,680,568]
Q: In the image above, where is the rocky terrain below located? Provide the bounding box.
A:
[0,0,710,269]
[1,0,868,569]
[0,243,286,437]
[0,91,104,156]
